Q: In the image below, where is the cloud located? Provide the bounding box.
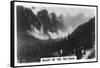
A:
[63,12,90,29]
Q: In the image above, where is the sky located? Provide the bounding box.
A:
[32,6,95,18]
[15,2,96,17]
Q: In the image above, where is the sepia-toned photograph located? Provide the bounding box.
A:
[11,1,98,67]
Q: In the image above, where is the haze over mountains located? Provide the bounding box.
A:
[17,5,95,40]
[64,12,90,29]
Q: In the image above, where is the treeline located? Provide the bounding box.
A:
[60,17,95,59]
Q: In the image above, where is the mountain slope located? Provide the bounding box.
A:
[70,17,95,49]
[62,17,95,59]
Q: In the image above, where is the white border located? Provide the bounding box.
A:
[14,1,97,67]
